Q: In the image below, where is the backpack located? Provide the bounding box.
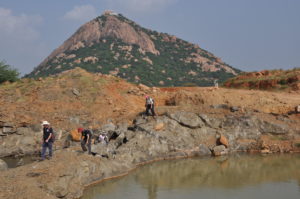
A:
[146,97,154,105]
[51,129,56,142]
[88,129,94,138]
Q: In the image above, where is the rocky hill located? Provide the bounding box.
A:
[26,11,240,87]
[223,68,300,92]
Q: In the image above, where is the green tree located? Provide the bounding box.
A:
[0,61,20,83]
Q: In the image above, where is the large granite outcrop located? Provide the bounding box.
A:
[1,111,298,158]
[0,123,42,157]
[0,111,299,199]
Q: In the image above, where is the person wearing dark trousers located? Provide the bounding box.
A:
[41,121,53,160]
[145,96,156,116]
[78,128,92,154]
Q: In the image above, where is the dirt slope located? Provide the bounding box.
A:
[224,68,300,91]
[0,68,299,131]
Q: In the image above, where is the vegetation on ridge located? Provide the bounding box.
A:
[26,14,241,87]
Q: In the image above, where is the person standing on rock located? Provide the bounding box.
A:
[145,96,156,117]
[214,79,219,88]
[41,121,54,160]
[78,128,92,154]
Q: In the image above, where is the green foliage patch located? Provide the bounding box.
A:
[0,61,19,84]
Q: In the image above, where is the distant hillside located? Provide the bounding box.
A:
[223,68,300,92]
[26,11,241,86]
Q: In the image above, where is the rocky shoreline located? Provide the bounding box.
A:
[0,109,300,199]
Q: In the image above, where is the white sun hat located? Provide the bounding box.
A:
[41,121,50,125]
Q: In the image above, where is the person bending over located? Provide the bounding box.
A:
[78,127,92,154]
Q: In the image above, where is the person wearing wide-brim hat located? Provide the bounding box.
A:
[41,121,54,160]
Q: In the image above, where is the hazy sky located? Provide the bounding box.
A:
[0,0,299,75]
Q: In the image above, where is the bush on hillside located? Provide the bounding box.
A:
[0,61,20,84]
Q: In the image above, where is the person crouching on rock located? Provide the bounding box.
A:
[145,96,156,117]
[98,133,108,145]
[78,128,92,154]
[41,121,54,160]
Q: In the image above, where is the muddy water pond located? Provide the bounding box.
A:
[82,154,300,199]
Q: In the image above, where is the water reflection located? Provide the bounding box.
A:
[83,154,300,199]
[147,184,157,199]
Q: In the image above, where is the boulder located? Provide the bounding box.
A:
[22,136,36,147]
[259,121,289,134]
[167,111,204,128]
[16,127,31,135]
[230,106,239,112]
[69,117,80,124]
[101,123,116,132]
[46,175,71,198]
[0,131,41,157]
[133,117,147,126]
[211,104,229,110]
[70,129,81,141]
[217,134,229,148]
[138,83,150,91]
[0,129,4,136]
[198,114,222,128]
[116,122,128,133]
[0,159,8,171]
[72,88,80,96]
[222,115,248,128]
[261,149,271,154]
[199,144,212,156]
[154,123,164,131]
[2,126,17,134]
[0,122,14,128]
[29,124,42,132]
[113,132,126,148]
[212,145,228,156]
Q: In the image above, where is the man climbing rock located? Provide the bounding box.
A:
[145,96,156,116]
[41,121,54,160]
[78,127,92,154]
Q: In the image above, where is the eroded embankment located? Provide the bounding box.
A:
[0,109,300,199]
